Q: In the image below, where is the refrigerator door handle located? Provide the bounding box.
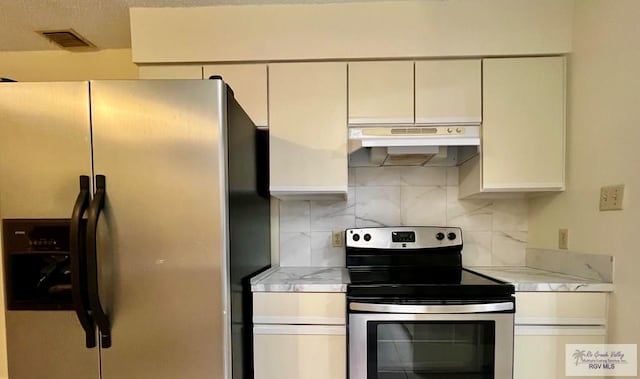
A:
[70,175,96,348]
[86,174,112,348]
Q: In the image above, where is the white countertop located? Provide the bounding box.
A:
[469,266,614,292]
[250,266,349,292]
[250,265,613,293]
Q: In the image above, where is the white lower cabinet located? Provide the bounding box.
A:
[513,292,608,379]
[254,325,346,379]
[253,292,346,379]
[514,327,606,379]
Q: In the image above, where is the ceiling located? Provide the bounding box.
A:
[0,0,385,52]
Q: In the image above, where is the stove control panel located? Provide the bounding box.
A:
[346,226,462,249]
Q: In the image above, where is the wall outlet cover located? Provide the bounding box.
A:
[332,230,344,247]
[558,228,568,250]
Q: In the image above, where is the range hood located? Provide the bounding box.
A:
[348,124,480,167]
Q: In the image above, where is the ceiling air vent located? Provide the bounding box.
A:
[37,29,95,50]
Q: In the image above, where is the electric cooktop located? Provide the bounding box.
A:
[345,226,514,300]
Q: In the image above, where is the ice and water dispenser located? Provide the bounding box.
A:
[2,219,74,310]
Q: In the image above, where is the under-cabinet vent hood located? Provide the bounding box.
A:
[348,125,480,167]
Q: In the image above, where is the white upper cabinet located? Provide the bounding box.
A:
[348,60,481,125]
[138,65,203,79]
[348,61,413,124]
[415,59,481,124]
[203,64,268,127]
[269,62,348,200]
[459,56,566,198]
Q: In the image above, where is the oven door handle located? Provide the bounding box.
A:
[349,302,514,314]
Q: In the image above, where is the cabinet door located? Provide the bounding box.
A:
[254,326,346,379]
[415,59,481,124]
[514,330,606,379]
[269,62,348,200]
[138,65,203,79]
[348,61,413,124]
[482,57,565,191]
[204,64,268,127]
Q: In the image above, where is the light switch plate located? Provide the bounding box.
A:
[600,184,625,211]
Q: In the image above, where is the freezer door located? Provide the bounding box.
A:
[0,82,93,218]
[0,82,98,378]
[89,80,228,379]
[5,312,100,378]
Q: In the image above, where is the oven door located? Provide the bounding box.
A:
[349,303,514,379]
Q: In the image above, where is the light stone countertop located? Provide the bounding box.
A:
[469,266,614,292]
[250,265,614,293]
[250,266,349,293]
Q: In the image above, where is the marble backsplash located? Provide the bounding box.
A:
[526,248,614,282]
[279,166,528,267]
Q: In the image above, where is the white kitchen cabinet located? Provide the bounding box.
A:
[348,61,414,124]
[253,292,345,325]
[415,59,481,124]
[515,292,608,325]
[513,292,608,379]
[459,56,566,198]
[253,292,346,379]
[203,64,268,127]
[268,62,348,200]
[348,59,481,126]
[138,64,203,79]
[254,326,346,379]
[515,328,606,379]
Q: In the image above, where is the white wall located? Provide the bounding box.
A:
[0,49,138,81]
[528,0,640,345]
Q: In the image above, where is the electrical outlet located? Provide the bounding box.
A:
[331,231,344,247]
[600,184,625,211]
[558,228,568,250]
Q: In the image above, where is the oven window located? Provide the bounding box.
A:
[367,321,495,379]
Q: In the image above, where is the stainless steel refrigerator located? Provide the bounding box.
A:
[0,79,271,379]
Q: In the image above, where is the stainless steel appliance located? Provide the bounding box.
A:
[346,227,515,379]
[0,79,271,379]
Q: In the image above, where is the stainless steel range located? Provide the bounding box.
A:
[346,226,515,379]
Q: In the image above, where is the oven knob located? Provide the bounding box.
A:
[364,233,371,241]
[353,234,360,241]
[447,232,457,240]
[436,232,445,241]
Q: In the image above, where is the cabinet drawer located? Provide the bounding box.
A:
[254,332,346,379]
[515,292,607,325]
[253,293,346,324]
